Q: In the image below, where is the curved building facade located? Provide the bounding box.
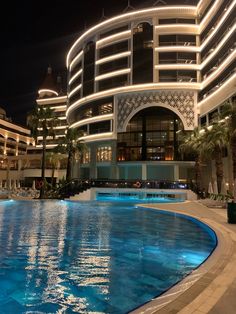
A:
[66,0,236,181]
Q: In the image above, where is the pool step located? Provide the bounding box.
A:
[66,189,93,201]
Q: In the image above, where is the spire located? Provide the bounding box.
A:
[38,66,58,99]
[56,74,63,95]
[99,9,107,22]
[153,0,167,6]
[123,0,135,13]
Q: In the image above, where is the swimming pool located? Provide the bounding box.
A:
[0,200,216,313]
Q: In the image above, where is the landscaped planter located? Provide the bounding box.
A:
[227,202,236,224]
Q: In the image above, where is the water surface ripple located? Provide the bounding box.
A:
[0,200,216,313]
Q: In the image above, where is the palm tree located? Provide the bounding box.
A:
[220,97,236,181]
[179,128,204,192]
[55,128,86,181]
[46,151,65,185]
[27,106,58,198]
[200,123,228,193]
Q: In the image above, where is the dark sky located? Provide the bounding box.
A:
[0,0,198,126]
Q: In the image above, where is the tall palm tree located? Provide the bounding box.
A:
[27,106,58,198]
[179,128,204,192]
[220,97,236,181]
[200,123,228,193]
[55,128,86,181]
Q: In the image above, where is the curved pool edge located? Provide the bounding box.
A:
[131,201,236,314]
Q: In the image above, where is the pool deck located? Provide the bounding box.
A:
[131,200,236,314]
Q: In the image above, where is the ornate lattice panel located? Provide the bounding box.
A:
[117,91,195,131]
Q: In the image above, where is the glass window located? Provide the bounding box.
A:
[117,107,183,162]
[83,42,95,97]
[133,22,153,84]
[99,41,128,59]
[89,121,111,135]
[97,146,112,162]
[81,149,90,164]
[98,57,128,75]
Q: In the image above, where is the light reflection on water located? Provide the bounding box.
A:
[0,200,216,313]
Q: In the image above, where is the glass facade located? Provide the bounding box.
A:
[133,23,153,84]
[83,42,95,97]
[117,107,183,162]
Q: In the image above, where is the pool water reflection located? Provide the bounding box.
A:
[0,200,216,313]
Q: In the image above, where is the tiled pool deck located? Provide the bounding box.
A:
[132,201,236,314]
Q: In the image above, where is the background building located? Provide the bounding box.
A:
[0,107,34,188]
[66,0,235,183]
[26,67,68,184]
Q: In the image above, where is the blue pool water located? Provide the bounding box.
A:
[96,194,184,202]
[0,200,216,313]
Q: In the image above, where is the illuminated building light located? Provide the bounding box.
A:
[66,6,196,67]
[200,1,236,49]
[96,30,131,48]
[36,144,58,148]
[199,0,221,29]
[155,24,199,34]
[202,49,236,87]
[155,64,200,70]
[95,68,130,81]
[155,46,200,53]
[37,135,65,140]
[68,69,83,85]
[54,125,67,130]
[37,96,67,104]
[201,25,236,67]
[66,82,200,117]
[69,50,84,70]
[69,114,114,129]
[198,72,236,107]
[96,51,131,65]
[68,84,82,98]
[50,105,67,110]
[78,132,114,142]
[38,89,58,96]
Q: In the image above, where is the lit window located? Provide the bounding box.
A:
[133,24,143,34]
[96,146,112,162]
[81,149,90,164]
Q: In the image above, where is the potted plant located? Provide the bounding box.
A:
[227,195,236,224]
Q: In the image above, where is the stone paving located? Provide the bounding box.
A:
[131,201,236,314]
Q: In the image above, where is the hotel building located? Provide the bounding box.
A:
[65,0,235,182]
[26,67,68,183]
[0,107,34,188]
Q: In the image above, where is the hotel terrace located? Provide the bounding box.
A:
[65,0,235,186]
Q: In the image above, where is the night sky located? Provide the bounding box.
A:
[0,0,198,126]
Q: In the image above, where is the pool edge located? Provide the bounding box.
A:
[130,201,236,314]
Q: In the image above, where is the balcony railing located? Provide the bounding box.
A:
[159,59,196,64]
[159,41,196,47]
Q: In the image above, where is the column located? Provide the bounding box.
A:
[142,164,147,180]
[174,165,179,181]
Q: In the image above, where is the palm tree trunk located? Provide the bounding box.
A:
[40,137,46,199]
[51,166,55,186]
[231,138,236,181]
[66,150,73,181]
[215,147,223,193]
[195,156,201,192]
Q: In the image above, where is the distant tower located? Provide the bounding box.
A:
[56,74,63,95]
[38,66,59,99]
